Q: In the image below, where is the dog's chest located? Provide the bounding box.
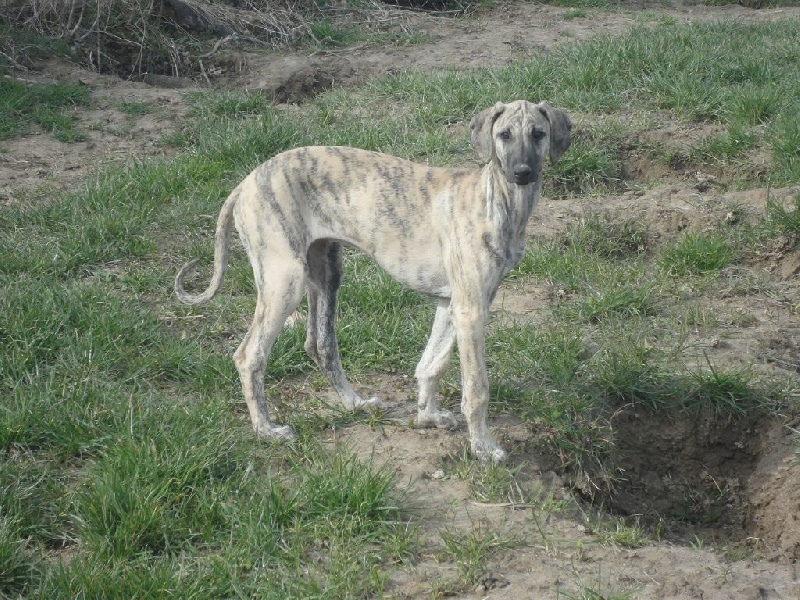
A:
[484,189,537,272]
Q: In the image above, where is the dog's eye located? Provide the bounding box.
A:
[499,130,511,141]
[532,129,546,141]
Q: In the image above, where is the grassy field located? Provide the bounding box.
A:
[2,12,800,598]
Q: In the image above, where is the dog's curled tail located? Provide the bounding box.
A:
[174,188,239,305]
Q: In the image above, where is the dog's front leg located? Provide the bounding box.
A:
[415,298,458,430]
[451,297,506,463]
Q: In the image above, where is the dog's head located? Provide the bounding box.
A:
[470,100,571,186]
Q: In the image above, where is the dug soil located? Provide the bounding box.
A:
[3,1,799,597]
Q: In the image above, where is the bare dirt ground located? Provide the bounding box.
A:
[3,1,800,597]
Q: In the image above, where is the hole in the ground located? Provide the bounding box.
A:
[599,409,798,558]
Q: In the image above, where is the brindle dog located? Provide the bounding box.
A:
[176,100,571,462]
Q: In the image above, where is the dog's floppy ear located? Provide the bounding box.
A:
[470,102,506,163]
[538,102,572,164]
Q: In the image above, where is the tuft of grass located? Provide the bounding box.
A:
[72,424,242,558]
[38,555,206,599]
[513,212,649,295]
[118,101,151,116]
[549,126,624,194]
[549,0,611,7]
[695,124,757,162]
[558,584,636,600]
[444,448,528,504]
[565,211,649,259]
[439,525,523,587]
[565,288,644,323]
[185,89,275,120]
[291,446,401,531]
[0,516,37,597]
[488,324,584,392]
[769,113,800,182]
[584,513,652,549]
[658,231,736,276]
[513,237,597,290]
[682,359,761,416]
[562,8,588,19]
[584,335,782,416]
[585,337,669,410]
[307,18,359,47]
[765,193,800,243]
[0,75,89,140]
[563,279,656,323]
[729,88,784,127]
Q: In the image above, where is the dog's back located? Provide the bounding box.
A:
[239,146,476,296]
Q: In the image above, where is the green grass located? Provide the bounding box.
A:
[3,15,800,596]
[765,193,800,243]
[659,231,737,276]
[439,525,523,588]
[444,448,529,504]
[547,0,611,7]
[0,73,89,140]
[558,584,636,600]
[118,101,151,116]
[583,511,653,549]
[564,280,656,323]
[0,515,37,598]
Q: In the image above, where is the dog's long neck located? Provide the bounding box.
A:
[482,160,540,271]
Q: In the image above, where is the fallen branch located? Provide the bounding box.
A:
[0,50,28,71]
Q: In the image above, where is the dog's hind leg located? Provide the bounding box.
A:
[415,299,459,430]
[305,240,382,410]
[234,259,306,441]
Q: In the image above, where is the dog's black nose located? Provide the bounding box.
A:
[513,165,533,185]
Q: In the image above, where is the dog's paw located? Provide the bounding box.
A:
[343,395,384,411]
[417,410,458,430]
[255,423,297,442]
[472,439,507,464]
[360,396,384,410]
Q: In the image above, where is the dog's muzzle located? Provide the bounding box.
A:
[511,164,535,186]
